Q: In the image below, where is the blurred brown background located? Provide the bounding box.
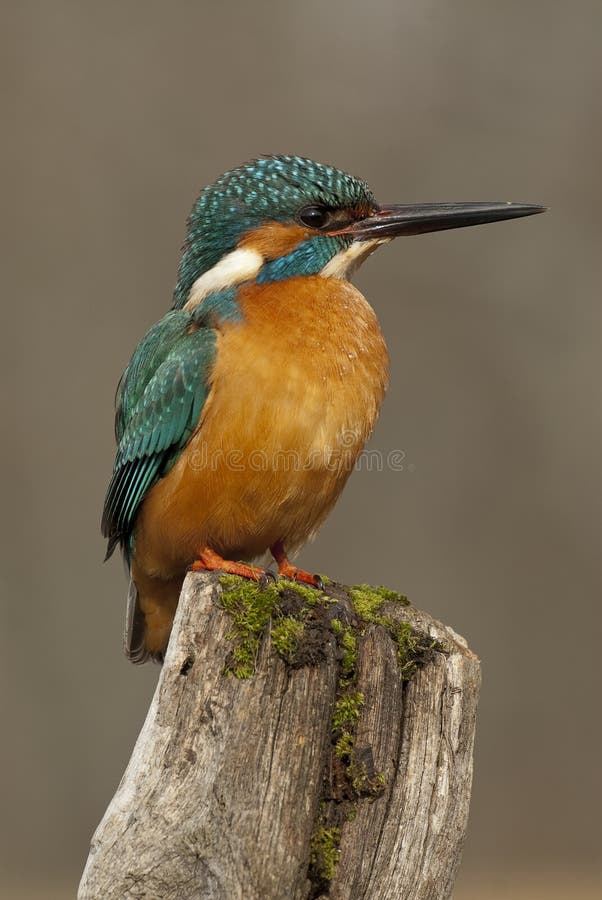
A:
[2,1,600,897]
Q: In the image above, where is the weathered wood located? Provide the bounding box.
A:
[79,573,480,900]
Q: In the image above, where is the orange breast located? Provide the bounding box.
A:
[133,276,389,578]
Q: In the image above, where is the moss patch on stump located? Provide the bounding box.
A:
[217,572,444,891]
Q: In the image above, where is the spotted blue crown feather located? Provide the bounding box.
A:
[173,155,375,307]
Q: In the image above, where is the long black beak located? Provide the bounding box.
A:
[348,201,546,239]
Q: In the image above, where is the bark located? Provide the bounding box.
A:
[79,572,480,900]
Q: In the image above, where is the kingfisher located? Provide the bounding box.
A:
[102,155,543,663]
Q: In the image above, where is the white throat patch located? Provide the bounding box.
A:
[184,246,264,311]
[320,238,390,280]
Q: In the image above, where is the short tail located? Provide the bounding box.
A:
[124,579,151,664]
[124,572,184,664]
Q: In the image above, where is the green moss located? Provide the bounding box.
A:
[348,758,386,797]
[334,730,354,760]
[349,583,408,622]
[219,576,281,678]
[270,616,305,663]
[335,730,387,798]
[331,687,384,797]
[330,618,344,636]
[218,573,434,685]
[218,574,326,676]
[390,622,436,681]
[310,825,340,882]
[332,691,364,731]
[347,583,437,683]
[331,619,357,678]
[333,717,386,799]
[281,578,329,606]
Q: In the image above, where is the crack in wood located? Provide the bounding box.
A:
[79,573,480,900]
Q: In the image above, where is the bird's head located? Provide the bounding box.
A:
[173,155,544,310]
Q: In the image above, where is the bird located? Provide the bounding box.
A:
[102,155,544,663]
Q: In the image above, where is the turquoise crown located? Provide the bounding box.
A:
[173,155,375,308]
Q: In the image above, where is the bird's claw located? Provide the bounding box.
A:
[259,569,277,589]
[278,568,324,590]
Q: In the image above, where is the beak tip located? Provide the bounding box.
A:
[349,200,548,239]
[511,203,548,216]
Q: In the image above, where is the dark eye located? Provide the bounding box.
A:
[298,205,331,229]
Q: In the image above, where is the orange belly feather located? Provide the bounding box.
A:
[133,276,389,586]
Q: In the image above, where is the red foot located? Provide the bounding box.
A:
[191,547,267,582]
[270,541,323,588]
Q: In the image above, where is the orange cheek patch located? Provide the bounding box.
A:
[238,222,309,260]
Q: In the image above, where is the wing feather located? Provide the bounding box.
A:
[102,312,216,559]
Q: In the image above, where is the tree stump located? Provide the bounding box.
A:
[79,572,480,900]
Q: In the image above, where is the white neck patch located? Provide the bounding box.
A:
[320,238,390,280]
[184,246,264,311]
[183,236,389,308]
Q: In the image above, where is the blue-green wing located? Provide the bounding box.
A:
[102,310,216,559]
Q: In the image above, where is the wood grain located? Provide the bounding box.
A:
[79,573,480,900]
